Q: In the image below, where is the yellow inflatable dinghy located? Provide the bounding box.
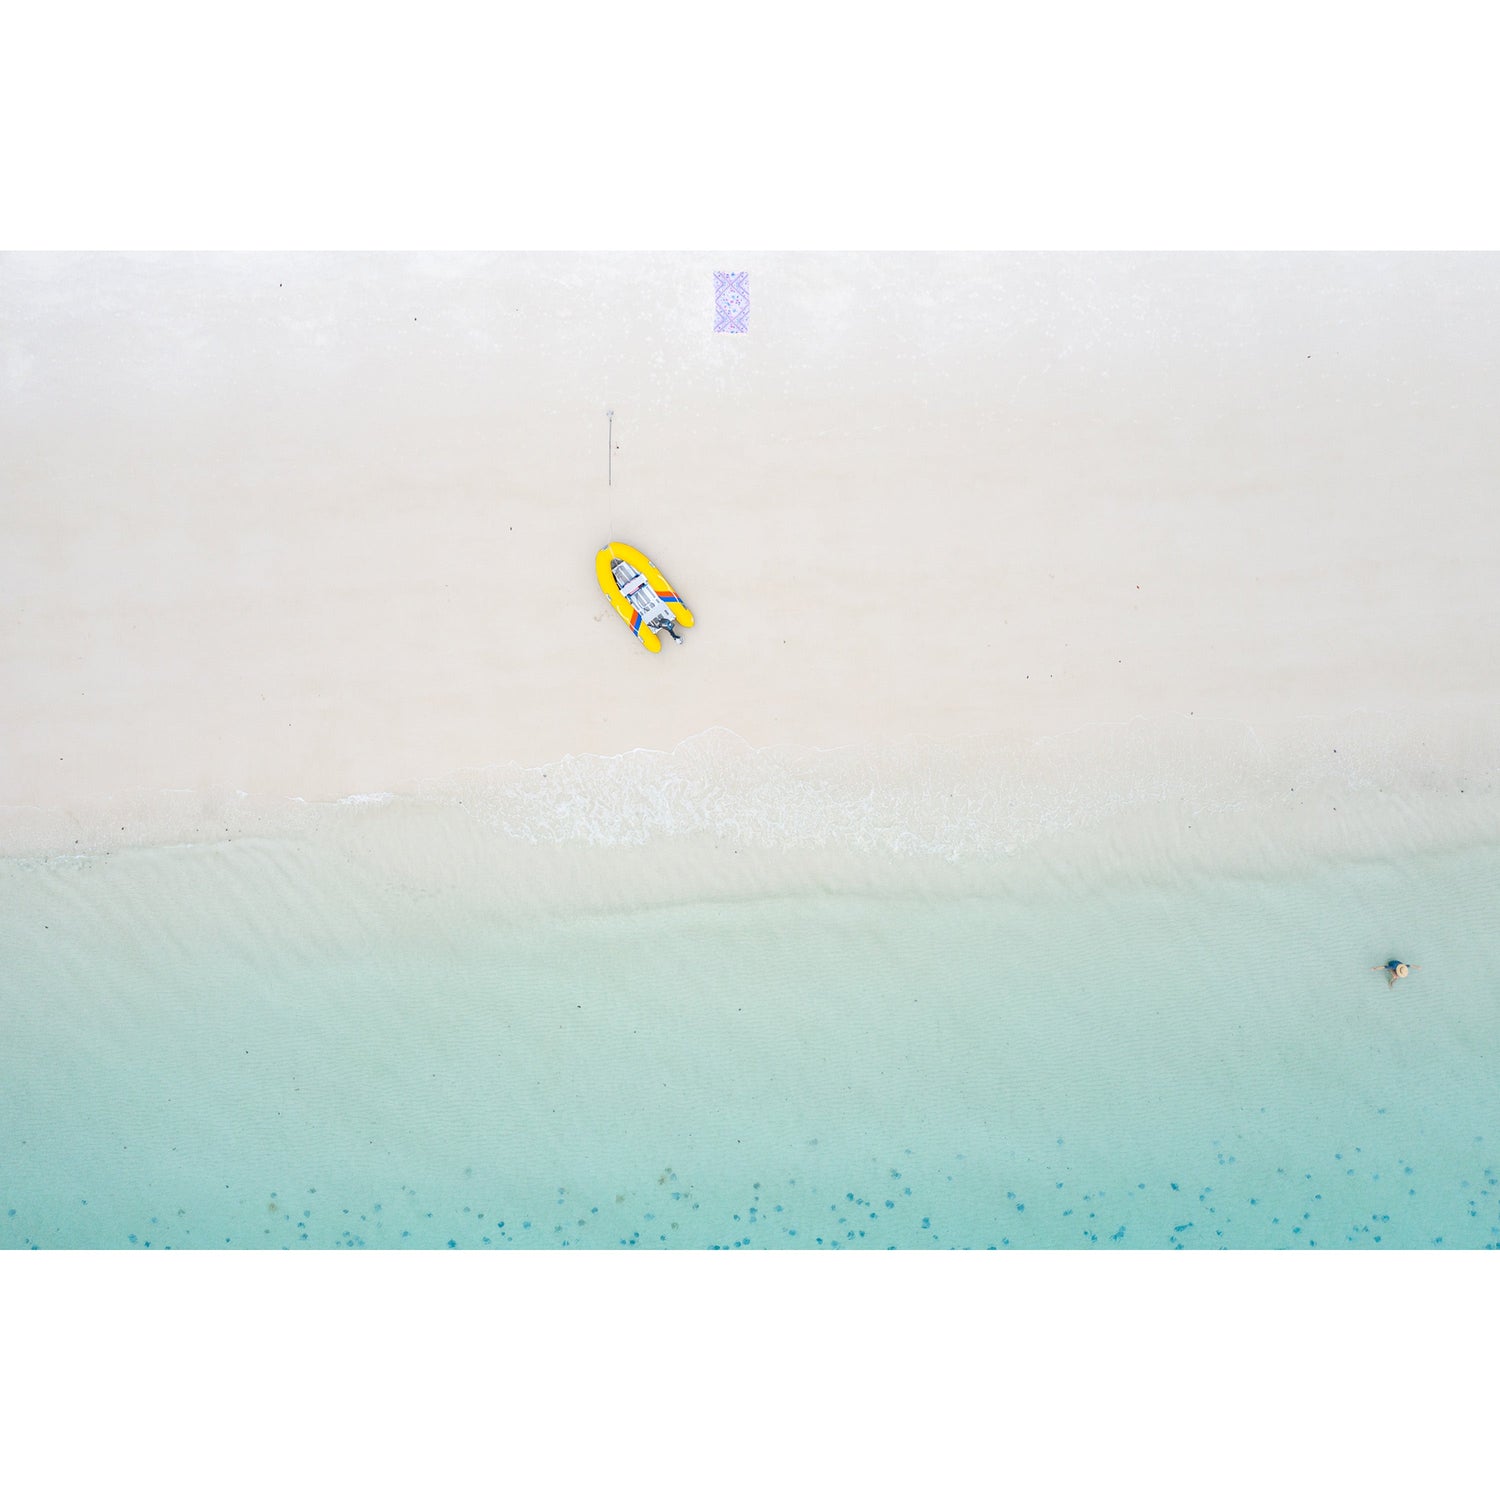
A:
[596,542,695,652]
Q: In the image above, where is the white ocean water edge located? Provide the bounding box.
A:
[6,709,1498,868]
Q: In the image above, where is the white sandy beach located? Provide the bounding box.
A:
[3,253,1499,839]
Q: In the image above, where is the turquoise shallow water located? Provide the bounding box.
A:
[3,789,1497,1250]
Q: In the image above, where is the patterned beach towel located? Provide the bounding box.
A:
[714,271,749,334]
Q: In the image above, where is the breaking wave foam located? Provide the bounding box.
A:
[411,715,1498,861]
[5,713,1496,866]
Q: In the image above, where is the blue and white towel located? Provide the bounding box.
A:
[713,271,750,334]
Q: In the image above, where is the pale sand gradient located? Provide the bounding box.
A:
[3,253,1498,818]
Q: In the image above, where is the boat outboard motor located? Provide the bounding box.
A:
[612,556,682,643]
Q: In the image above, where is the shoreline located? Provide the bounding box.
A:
[5,710,1497,918]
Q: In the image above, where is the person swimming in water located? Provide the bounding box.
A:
[1373,959,1419,989]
